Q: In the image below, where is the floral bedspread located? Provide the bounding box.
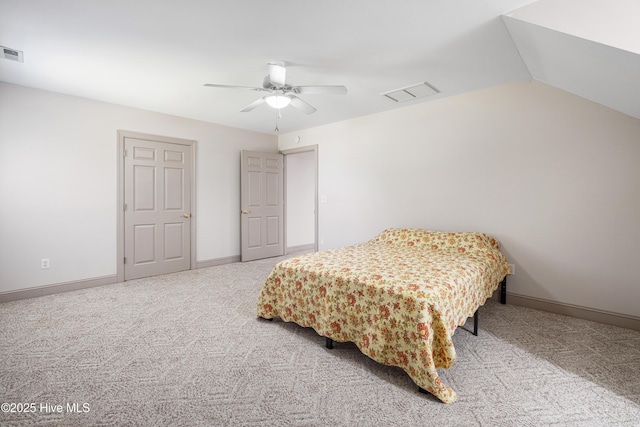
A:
[256,228,509,403]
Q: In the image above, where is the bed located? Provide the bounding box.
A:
[256,228,509,403]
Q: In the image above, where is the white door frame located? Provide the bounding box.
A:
[281,145,318,253]
[116,130,197,282]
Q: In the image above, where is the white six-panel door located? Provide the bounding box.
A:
[124,137,191,280]
[241,150,284,262]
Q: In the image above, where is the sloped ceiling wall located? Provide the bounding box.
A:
[503,0,640,119]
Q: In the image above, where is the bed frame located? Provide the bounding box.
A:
[257,229,510,402]
[261,275,508,397]
[323,276,507,349]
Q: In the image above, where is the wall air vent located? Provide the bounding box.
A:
[380,82,438,102]
[1,46,24,62]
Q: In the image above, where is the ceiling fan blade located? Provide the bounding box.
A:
[204,83,267,92]
[240,97,266,112]
[289,95,317,115]
[268,61,287,87]
[293,85,347,95]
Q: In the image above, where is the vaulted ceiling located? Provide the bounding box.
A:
[504,0,640,120]
[1,0,638,134]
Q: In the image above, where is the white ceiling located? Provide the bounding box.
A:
[504,0,640,119]
[1,0,638,134]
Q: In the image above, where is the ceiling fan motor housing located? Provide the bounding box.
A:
[263,75,284,89]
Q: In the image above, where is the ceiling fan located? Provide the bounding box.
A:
[204,61,347,115]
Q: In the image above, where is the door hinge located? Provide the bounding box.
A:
[123,149,127,157]
[124,257,127,264]
[123,203,127,211]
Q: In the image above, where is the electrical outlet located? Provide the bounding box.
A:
[508,264,515,275]
[41,258,50,269]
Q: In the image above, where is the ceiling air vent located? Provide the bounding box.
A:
[1,46,24,62]
[380,82,438,102]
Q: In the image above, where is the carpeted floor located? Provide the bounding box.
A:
[1,254,639,426]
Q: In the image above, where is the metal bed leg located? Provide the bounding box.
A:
[500,276,507,304]
[325,337,334,349]
[473,310,478,336]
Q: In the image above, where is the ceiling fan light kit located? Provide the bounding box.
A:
[264,94,291,109]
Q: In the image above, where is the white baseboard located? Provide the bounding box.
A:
[286,244,315,254]
[195,255,241,269]
[0,275,118,303]
[8,261,636,333]
[0,255,242,303]
[493,292,640,332]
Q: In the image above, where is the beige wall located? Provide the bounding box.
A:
[2,79,639,320]
[279,80,640,319]
[0,82,277,294]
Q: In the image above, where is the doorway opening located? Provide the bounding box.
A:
[282,145,318,254]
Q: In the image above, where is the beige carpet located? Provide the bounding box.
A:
[1,254,639,426]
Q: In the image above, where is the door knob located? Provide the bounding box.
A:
[241,210,250,214]
[183,213,191,218]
